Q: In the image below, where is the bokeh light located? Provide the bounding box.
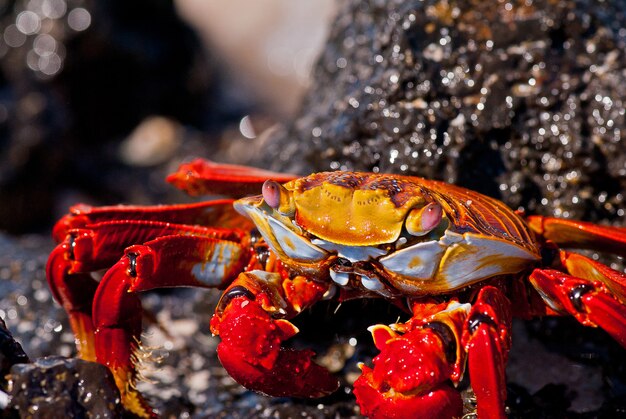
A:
[1,0,92,78]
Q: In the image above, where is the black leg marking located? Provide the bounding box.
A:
[218,285,256,313]
[467,313,498,335]
[127,252,138,277]
[424,321,457,364]
[569,284,594,313]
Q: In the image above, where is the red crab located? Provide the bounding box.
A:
[46,159,626,418]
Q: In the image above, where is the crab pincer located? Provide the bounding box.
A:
[209,271,338,398]
[353,300,468,419]
[353,327,463,419]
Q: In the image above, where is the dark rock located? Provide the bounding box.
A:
[264,0,626,224]
[7,357,122,418]
[0,317,29,384]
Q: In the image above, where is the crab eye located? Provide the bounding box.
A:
[262,180,295,215]
[262,180,281,208]
[405,202,443,236]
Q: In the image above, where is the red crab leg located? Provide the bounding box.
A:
[209,271,337,398]
[526,216,626,257]
[92,234,252,418]
[46,220,246,361]
[52,199,249,242]
[559,250,626,303]
[529,268,626,348]
[46,245,99,361]
[166,158,298,197]
[353,300,468,419]
[461,286,512,419]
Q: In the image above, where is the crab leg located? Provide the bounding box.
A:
[559,250,626,303]
[527,216,626,346]
[46,220,246,361]
[527,216,626,257]
[353,300,468,419]
[354,287,512,419]
[529,268,626,348]
[461,286,512,419]
[166,158,298,197]
[52,199,250,242]
[46,252,99,361]
[91,234,252,418]
[209,271,337,398]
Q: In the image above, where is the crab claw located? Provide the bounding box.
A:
[210,296,338,398]
[353,325,462,419]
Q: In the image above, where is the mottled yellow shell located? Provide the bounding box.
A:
[282,171,540,257]
[284,172,428,245]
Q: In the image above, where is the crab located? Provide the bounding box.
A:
[46,158,626,418]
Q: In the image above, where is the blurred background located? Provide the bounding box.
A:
[0,0,335,234]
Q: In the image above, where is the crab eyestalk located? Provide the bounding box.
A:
[405,202,443,236]
[262,180,295,216]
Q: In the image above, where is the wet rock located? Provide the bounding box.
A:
[7,356,122,418]
[264,0,626,224]
[0,318,30,384]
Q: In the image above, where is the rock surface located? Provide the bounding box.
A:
[7,357,122,418]
[0,317,30,381]
[264,0,626,225]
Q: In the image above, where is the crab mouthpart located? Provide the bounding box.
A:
[234,196,328,263]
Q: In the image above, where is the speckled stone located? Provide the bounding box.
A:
[0,318,29,382]
[264,0,626,224]
[7,357,122,418]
